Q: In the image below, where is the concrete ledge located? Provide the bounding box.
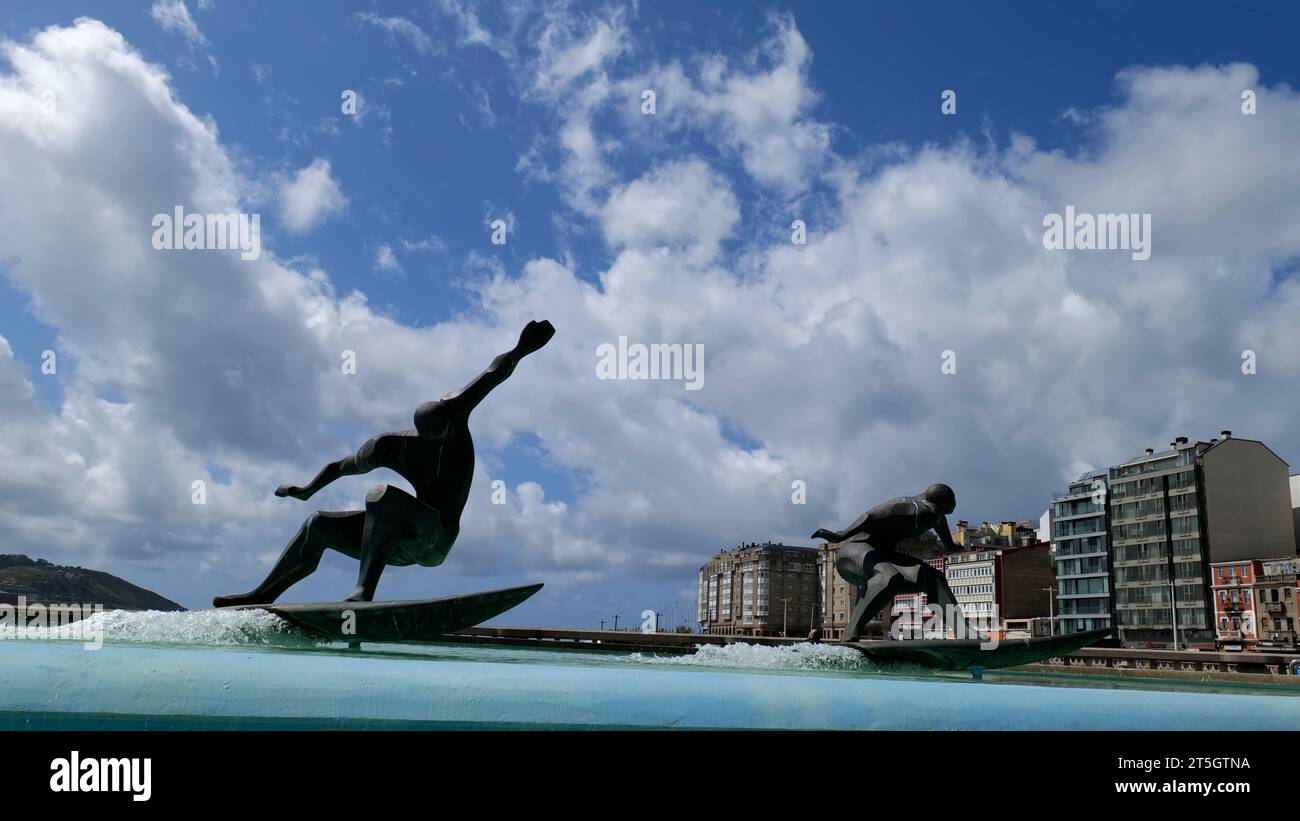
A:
[2,640,1299,730]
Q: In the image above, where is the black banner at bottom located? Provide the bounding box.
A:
[0,730,1291,810]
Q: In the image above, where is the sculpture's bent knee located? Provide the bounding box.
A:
[835,542,869,585]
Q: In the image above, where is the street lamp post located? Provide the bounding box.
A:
[780,597,790,638]
[1169,568,1179,652]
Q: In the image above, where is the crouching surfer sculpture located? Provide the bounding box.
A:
[812,484,979,642]
[214,319,556,607]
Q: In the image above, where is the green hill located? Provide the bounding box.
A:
[0,555,184,611]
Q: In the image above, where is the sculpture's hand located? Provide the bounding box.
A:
[516,319,555,355]
[275,484,312,501]
[811,528,841,542]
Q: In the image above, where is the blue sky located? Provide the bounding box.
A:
[7,1,1296,352]
[1,1,1298,628]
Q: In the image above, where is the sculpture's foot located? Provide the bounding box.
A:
[274,484,314,501]
[344,587,373,603]
[212,591,274,608]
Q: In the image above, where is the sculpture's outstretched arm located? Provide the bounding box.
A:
[812,508,874,543]
[276,447,372,501]
[440,320,555,414]
[441,350,519,412]
[934,514,959,552]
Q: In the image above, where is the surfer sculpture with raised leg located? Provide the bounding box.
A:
[212,320,556,642]
[812,483,973,643]
[813,484,1111,671]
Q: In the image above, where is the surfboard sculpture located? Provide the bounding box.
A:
[839,627,1110,671]
[234,583,543,643]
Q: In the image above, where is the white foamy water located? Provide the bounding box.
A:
[0,607,315,647]
[626,641,867,672]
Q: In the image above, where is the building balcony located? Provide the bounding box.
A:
[1110,535,1165,548]
[1053,532,1107,543]
[1053,507,1104,520]
[1125,512,1165,523]
[1122,488,1168,501]
[1114,561,1169,571]
[1053,491,1094,503]
[1055,584,1110,594]
[1053,545,1109,557]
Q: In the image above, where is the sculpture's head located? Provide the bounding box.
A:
[923,483,956,514]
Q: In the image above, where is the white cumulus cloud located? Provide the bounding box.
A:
[278,158,347,234]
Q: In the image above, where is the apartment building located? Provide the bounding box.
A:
[1109,431,1295,649]
[946,542,1053,629]
[1253,557,1300,650]
[697,542,819,636]
[1209,559,1258,650]
[1050,469,1114,634]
